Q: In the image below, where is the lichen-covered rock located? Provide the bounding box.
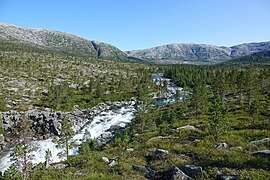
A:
[180,165,202,179]
[132,164,155,178]
[252,150,270,159]
[215,142,228,149]
[249,138,270,146]
[172,166,193,180]
[0,134,6,150]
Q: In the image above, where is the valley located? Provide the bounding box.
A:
[0,23,270,180]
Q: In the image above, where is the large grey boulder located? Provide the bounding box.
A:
[172,166,193,180]
[148,148,169,156]
[217,170,237,180]
[252,150,270,159]
[249,138,270,146]
[108,157,118,167]
[176,125,199,132]
[0,134,6,150]
[180,165,202,179]
[215,142,228,149]
[132,164,155,178]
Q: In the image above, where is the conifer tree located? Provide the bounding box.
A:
[191,78,208,119]
[56,116,75,159]
[208,96,228,141]
[10,116,36,180]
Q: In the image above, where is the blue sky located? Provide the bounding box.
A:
[0,0,269,50]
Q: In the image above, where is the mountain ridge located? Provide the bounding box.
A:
[126,41,270,64]
[0,23,127,61]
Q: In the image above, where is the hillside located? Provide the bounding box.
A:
[218,49,270,66]
[126,42,270,64]
[0,23,127,61]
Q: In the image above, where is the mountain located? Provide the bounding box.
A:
[126,42,270,64]
[0,23,127,61]
[218,49,270,66]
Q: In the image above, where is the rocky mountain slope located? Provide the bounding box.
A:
[126,42,270,64]
[0,23,127,60]
[218,49,270,66]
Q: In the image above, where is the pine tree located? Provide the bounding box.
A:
[191,78,208,119]
[10,116,36,180]
[45,149,52,169]
[56,116,75,159]
[208,96,228,141]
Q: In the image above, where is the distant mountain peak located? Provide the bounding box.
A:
[126,41,270,64]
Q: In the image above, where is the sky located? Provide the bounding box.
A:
[0,0,269,50]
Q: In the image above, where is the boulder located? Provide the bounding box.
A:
[52,163,66,170]
[215,142,228,149]
[176,125,198,132]
[0,134,4,143]
[74,171,86,176]
[132,164,155,178]
[108,156,118,167]
[172,166,193,180]
[0,134,6,150]
[148,148,169,156]
[252,150,270,159]
[217,171,237,180]
[180,165,202,179]
[126,147,134,152]
[102,157,109,163]
[249,138,270,146]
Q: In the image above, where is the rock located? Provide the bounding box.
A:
[215,142,228,149]
[108,157,118,167]
[0,134,5,143]
[69,83,82,90]
[230,146,243,150]
[217,175,238,180]
[100,132,113,140]
[102,157,109,163]
[176,125,198,132]
[249,138,270,146]
[172,166,193,180]
[0,134,6,150]
[74,171,86,176]
[148,148,169,156]
[180,165,202,179]
[52,163,66,170]
[217,170,237,180]
[126,147,134,152]
[132,164,155,178]
[252,150,270,159]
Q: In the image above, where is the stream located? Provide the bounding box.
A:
[0,74,182,173]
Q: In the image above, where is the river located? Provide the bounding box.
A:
[0,74,182,173]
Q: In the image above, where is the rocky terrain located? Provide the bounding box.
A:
[126,41,270,64]
[218,49,270,66]
[0,23,127,61]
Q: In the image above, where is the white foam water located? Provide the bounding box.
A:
[0,106,135,173]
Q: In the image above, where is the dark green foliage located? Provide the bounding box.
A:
[219,49,270,66]
[1,40,270,179]
[55,116,75,159]
[208,96,228,141]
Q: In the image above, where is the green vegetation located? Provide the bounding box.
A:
[1,41,270,179]
[218,49,270,66]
